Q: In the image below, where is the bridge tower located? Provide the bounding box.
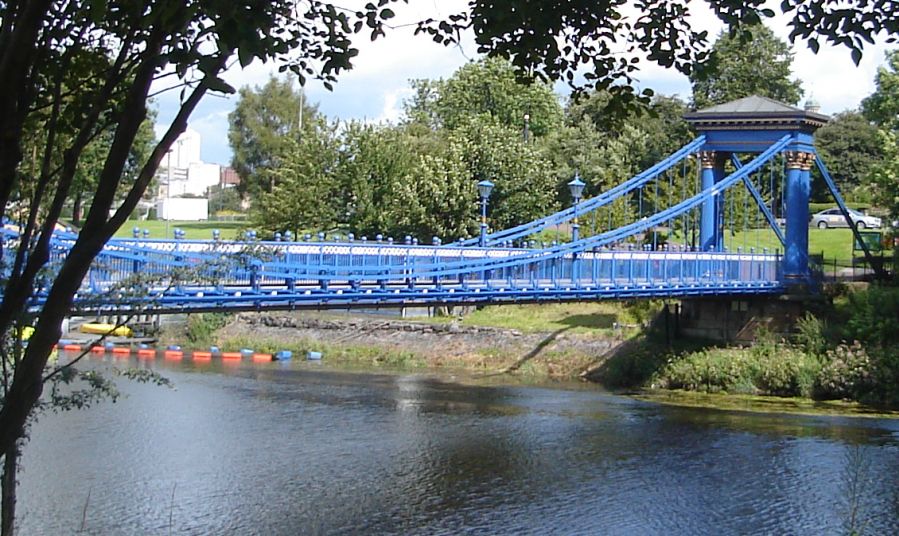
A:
[684,96,829,283]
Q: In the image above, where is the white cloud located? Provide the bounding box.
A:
[375,87,415,124]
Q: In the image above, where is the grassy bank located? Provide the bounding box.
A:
[216,335,428,370]
[419,301,655,335]
[114,220,244,240]
[208,332,606,378]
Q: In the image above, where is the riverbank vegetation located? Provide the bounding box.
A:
[595,284,899,409]
[183,284,899,411]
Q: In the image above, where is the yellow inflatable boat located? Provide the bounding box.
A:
[79,323,133,337]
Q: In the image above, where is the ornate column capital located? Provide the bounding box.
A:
[698,151,717,169]
[784,151,815,171]
[698,151,729,169]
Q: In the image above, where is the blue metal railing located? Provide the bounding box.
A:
[1,136,795,313]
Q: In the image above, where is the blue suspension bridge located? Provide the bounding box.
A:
[5,97,878,315]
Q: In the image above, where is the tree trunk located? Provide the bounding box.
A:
[1,440,19,536]
[72,190,83,226]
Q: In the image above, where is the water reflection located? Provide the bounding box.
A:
[17,355,899,535]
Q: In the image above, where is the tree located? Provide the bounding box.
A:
[207,184,242,216]
[341,123,418,238]
[229,76,324,199]
[869,130,899,223]
[862,50,899,225]
[0,1,396,532]
[862,50,899,131]
[690,24,803,108]
[449,116,558,230]
[405,58,563,138]
[250,121,342,236]
[814,111,885,202]
[421,1,895,123]
[392,143,479,241]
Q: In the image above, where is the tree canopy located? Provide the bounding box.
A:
[863,50,899,131]
[420,1,896,122]
[229,77,323,198]
[690,24,804,108]
[862,49,899,223]
[814,111,885,202]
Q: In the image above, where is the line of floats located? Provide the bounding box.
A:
[55,342,321,362]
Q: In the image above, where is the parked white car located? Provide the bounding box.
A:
[810,208,882,229]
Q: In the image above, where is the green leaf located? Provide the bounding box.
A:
[206,76,235,94]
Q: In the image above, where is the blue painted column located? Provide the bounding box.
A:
[699,151,724,251]
[713,163,727,251]
[783,151,813,282]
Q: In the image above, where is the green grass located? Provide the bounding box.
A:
[421,302,649,335]
[114,220,245,240]
[719,227,892,268]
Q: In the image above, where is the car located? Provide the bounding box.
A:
[810,207,882,230]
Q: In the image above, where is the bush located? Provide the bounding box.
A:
[622,299,662,325]
[654,341,821,398]
[843,285,899,349]
[814,342,875,401]
[185,313,231,346]
[794,312,827,359]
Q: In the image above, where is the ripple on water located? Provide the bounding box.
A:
[17,362,899,535]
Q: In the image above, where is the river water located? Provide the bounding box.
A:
[17,356,899,535]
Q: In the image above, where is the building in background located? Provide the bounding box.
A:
[219,167,241,189]
[156,127,220,220]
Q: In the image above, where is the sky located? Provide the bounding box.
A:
[152,1,896,166]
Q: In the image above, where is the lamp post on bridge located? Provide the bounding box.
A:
[477,179,494,247]
[568,173,585,242]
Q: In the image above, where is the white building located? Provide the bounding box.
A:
[157,127,221,219]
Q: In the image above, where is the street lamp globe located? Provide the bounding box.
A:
[568,173,586,243]
[477,179,494,200]
[567,174,585,201]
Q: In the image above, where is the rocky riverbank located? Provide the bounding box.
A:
[212,312,629,379]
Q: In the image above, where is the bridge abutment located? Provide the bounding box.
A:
[677,296,812,343]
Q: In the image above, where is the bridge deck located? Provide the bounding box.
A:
[35,238,785,313]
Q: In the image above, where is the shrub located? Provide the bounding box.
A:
[794,312,828,359]
[843,286,899,349]
[814,342,875,400]
[752,346,820,398]
[185,313,231,346]
[654,342,822,398]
